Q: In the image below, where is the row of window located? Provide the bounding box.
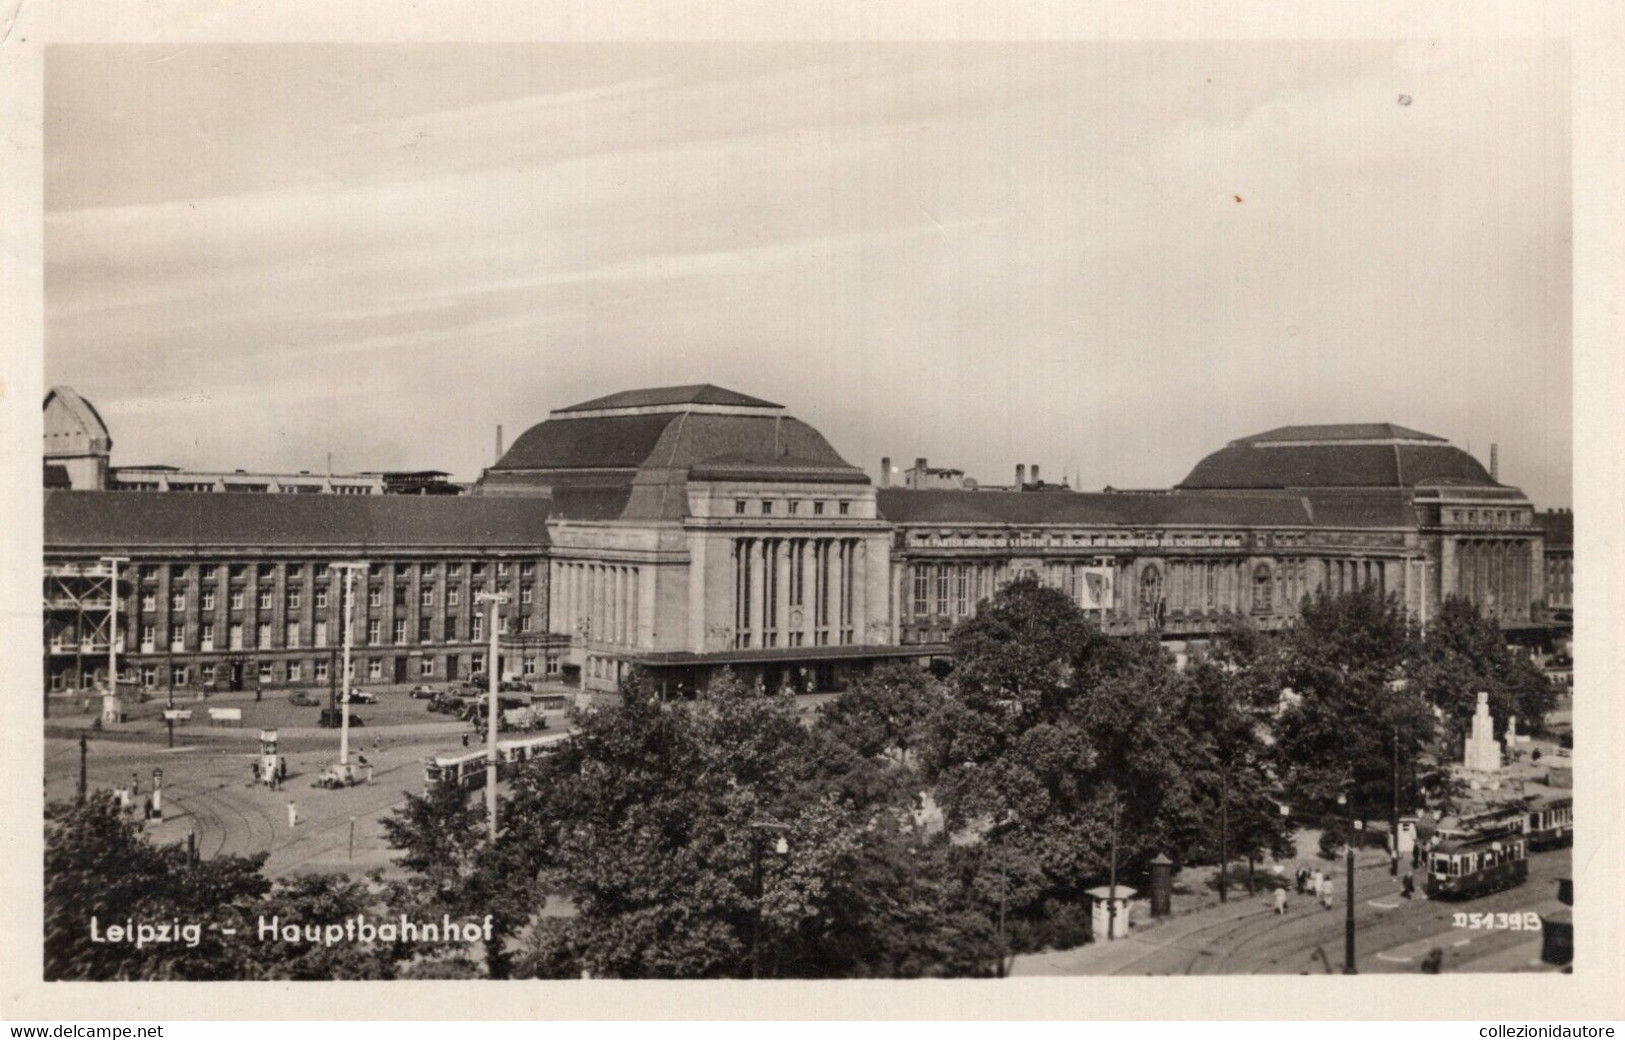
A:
[733,498,851,517]
[134,584,533,612]
[111,613,522,653]
[137,561,536,581]
[1449,508,1529,526]
[50,652,565,691]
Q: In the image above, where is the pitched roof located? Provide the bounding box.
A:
[1179,443,1494,490]
[876,489,1315,527]
[44,491,551,551]
[1236,423,1445,445]
[554,384,782,413]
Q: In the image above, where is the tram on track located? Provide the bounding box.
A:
[423,733,559,790]
[1424,831,1529,899]
[1525,794,1574,850]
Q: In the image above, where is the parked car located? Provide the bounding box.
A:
[317,708,364,728]
[288,690,321,707]
[346,690,377,705]
[409,684,439,699]
[500,680,533,693]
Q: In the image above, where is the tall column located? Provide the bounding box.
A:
[827,540,843,642]
[747,540,765,648]
[775,541,791,647]
[802,540,818,644]
[853,540,868,641]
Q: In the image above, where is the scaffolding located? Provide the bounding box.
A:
[43,560,125,694]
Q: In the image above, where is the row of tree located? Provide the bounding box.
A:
[44,583,1554,979]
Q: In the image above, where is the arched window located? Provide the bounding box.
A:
[1252,563,1273,614]
[1139,566,1163,618]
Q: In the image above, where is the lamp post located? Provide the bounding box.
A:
[1339,790,1358,975]
[100,556,129,705]
[476,590,510,843]
[1107,794,1122,942]
[331,562,367,773]
[1218,757,1230,904]
[747,817,791,979]
[1390,724,1402,876]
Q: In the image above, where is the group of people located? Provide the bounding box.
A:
[1270,846,1427,914]
[1273,865,1340,914]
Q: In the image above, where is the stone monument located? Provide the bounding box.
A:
[1463,691,1503,772]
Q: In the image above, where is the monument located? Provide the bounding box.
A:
[1463,691,1504,772]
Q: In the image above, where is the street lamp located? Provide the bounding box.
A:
[100,556,129,704]
[1338,789,1358,975]
[747,816,791,979]
[331,562,367,776]
[476,590,511,843]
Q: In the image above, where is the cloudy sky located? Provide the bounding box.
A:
[45,42,1571,504]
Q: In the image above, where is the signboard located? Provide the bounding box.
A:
[162,709,193,721]
[208,707,243,723]
[1079,567,1115,610]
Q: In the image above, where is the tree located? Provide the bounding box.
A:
[46,794,269,980]
[816,663,946,769]
[1270,587,1435,834]
[1412,595,1557,747]
[379,773,539,979]
[45,793,400,980]
[923,577,1202,950]
[498,670,961,978]
[1180,654,1295,891]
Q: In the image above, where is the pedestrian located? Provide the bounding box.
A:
[1401,872,1415,899]
[462,732,470,748]
[1295,866,1307,894]
[287,801,298,829]
[143,795,153,820]
[1273,888,1287,915]
[1320,875,1335,910]
[131,773,141,797]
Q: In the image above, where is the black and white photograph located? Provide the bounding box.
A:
[3,1,1621,1025]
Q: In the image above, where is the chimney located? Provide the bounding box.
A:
[496,425,505,465]
[880,456,891,489]
[1489,443,1499,482]
[1031,463,1041,486]
[1016,464,1026,487]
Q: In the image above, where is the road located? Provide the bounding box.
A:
[45,689,573,877]
[1091,848,1570,975]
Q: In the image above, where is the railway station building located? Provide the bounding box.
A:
[43,385,1555,700]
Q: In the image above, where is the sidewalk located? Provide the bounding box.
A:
[1010,847,1397,976]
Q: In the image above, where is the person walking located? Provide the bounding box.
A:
[1273,888,1288,915]
[1401,871,1416,899]
[1319,874,1335,910]
[287,800,298,829]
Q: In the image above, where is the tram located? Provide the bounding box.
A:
[1424,831,1529,899]
[423,733,560,790]
[1525,794,1574,850]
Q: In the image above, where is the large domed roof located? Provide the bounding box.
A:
[1178,423,1496,490]
[477,384,865,517]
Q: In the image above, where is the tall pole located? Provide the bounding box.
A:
[166,648,175,749]
[1345,789,1358,975]
[101,556,128,704]
[1108,796,1120,941]
[340,565,356,766]
[332,562,366,770]
[750,833,764,980]
[477,591,509,843]
[1390,726,1401,875]
[1218,761,1229,903]
[77,732,87,805]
